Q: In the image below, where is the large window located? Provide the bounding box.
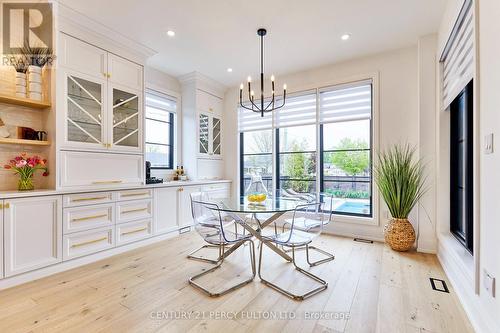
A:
[319,82,373,217]
[145,90,176,169]
[240,130,273,192]
[450,80,473,254]
[238,79,374,218]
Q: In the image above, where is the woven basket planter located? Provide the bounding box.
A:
[384,218,415,251]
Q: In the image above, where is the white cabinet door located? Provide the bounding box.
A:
[107,53,143,91]
[4,196,62,277]
[0,200,3,279]
[62,69,108,151]
[59,33,107,79]
[108,84,143,153]
[60,151,143,188]
[178,186,201,227]
[197,90,223,115]
[154,187,178,234]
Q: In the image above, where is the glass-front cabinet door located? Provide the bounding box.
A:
[110,87,141,152]
[199,113,210,156]
[212,116,221,156]
[66,73,106,149]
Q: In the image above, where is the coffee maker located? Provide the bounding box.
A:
[145,161,163,184]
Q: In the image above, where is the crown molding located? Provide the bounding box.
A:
[56,2,157,64]
[178,71,227,98]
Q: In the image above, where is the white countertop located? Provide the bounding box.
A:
[0,179,231,199]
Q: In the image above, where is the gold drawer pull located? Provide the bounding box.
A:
[121,227,148,236]
[92,180,123,184]
[71,214,108,223]
[72,196,108,202]
[121,192,149,197]
[122,207,148,214]
[71,236,108,248]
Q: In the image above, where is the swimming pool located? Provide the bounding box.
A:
[335,201,370,215]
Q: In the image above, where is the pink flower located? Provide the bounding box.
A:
[16,160,27,168]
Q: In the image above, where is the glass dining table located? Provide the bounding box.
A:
[213,195,310,262]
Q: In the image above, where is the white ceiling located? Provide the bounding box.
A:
[59,0,447,87]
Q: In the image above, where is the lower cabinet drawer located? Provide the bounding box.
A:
[63,192,113,208]
[63,203,114,234]
[63,227,114,260]
[116,199,153,224]
[116,189,152,201]
[116,219,153,246]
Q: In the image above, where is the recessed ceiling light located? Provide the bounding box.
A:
[341,34,351,41]
[167,30,175,37]
[227,68,233,73]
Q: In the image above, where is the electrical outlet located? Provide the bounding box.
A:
[484,133,494,154]
[484,270,496,297]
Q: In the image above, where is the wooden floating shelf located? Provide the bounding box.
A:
[0,94,51,109]
[0,138,51,146]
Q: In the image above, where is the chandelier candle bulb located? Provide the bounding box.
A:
[247,76,252,82]
[271,75,275,81]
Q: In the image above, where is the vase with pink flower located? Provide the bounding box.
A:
[4,153,49,191]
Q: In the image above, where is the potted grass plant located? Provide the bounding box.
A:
[374,144,426,251]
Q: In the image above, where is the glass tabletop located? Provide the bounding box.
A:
[213,196,309,214]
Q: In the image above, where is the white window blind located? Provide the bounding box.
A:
[319,80,372,124]
[441,0,474,109]
[145,90,177,114]
[238,101,273,132]
[274,91,317,128]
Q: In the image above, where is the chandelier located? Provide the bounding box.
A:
[239,28,287,117]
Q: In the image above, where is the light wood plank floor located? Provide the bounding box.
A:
[0,233,473,333]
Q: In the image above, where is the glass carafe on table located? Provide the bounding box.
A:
[245,175,269,204]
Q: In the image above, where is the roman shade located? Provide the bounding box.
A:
[440,0,474,109]
[319,80,372,124]
[145,89,177,114]
[238,101,273,132]
[273,91,317,128]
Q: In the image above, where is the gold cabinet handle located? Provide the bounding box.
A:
[71,236,108,248]
[121,227,148,236]
[122,207,148,214]
[107,73,111,78]
[103,73,107,78]
[71,214,108,223]
[121,192,149,198]
[4,203,9,209]
[92,180,123,184]
[72,196,108,202]
[0,203,3,210]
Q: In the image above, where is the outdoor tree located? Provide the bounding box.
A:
[285,141,314,192]
[330,138,369,191]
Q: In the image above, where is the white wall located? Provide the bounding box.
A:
[222,46,441,243]
[435,0,500,331]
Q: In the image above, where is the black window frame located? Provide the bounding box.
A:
[145,108,175,170]
[450,80,474,254]
[275,127,318,195]
[239,131,274,196]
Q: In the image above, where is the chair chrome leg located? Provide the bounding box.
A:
[189,240,256,297]
[258,241,328,301]
[187,244,225,264]
[305,244,335,267]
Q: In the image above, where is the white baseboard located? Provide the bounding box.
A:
[437,236,499,333]
[0,230,181,291]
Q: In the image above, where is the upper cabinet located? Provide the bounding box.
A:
[196,89,223,115]
[58,33,143,154]
[197,90,222,159]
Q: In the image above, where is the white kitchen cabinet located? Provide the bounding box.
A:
[198,113,221,159]
[178,186,201,227]
[63,203,114,234]
[196,89,223,115]
[108,53,143,91]
[63,226,114,260]
[59,33,107,79]
[59,33,143,154]
[154,187,178,234]
[116,199,153,224]
[116,219,153,246]
[3,196,62,277]
[60,150,143,188]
